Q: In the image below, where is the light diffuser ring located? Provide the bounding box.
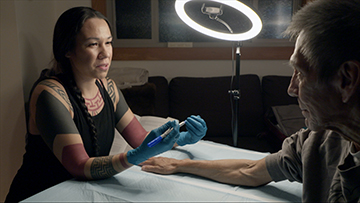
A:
[175,0,262,41]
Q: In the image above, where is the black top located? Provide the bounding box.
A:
[5,76,116,202]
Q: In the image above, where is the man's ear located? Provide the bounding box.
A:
[338,60,360,103]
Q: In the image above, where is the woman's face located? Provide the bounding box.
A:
[67,18,113,82]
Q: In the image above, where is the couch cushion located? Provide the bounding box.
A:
[119,76,169,117]
[121,83,156,116]
[262,75,298,113]
[148,76,169,118]
[169,75,264,138]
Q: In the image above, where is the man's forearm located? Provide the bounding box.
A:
[175,158,272,186]
[142,156,272,186]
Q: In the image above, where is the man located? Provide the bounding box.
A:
[141,0,360,202]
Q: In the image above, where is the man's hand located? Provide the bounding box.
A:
[141,157,183,174]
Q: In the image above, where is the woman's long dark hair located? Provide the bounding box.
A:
[51,7,111,156]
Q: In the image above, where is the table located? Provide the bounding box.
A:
[23,140,302,202]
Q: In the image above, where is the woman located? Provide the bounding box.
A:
[6,7,207,202]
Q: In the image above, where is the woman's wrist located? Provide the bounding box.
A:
[114,153,132,170]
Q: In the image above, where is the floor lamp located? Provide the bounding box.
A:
[175,0,262,146]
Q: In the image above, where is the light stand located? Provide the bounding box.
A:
[228,42,242,146]
[175,0,262,146]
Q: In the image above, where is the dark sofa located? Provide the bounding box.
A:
[120,74,303,153]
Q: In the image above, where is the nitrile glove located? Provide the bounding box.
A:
[127,120,180,165]
[176,115,207,146]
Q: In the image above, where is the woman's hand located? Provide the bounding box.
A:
[126,120,180,165]
[177,115,207,146]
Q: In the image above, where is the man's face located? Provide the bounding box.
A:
[287,32,340,131]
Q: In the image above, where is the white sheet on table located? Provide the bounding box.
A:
[23,140,302,202]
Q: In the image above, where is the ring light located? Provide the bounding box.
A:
[174,0,263,146]
[175,0,262,41]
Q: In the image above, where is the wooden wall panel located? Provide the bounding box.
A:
[112,47,294,60]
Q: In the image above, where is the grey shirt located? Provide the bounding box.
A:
[266,129,350,202]
[328,147,360,202]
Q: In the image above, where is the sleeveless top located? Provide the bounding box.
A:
[70,80,116,157]
[5,75,116,202]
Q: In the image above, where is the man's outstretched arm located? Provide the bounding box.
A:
[141,157,272,187]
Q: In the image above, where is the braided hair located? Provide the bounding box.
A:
[51,7,111,156]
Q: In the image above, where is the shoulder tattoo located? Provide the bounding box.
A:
[106,78,116,104]
[39,80,73,112]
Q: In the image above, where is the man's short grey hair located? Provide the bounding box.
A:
[284,0,360,82]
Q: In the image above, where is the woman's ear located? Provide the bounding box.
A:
[337,60,360,103]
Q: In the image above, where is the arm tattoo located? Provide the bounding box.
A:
[40,80,73,112]
[107,77,129,123]
[36,91,79,150]
[106,78,116,104]
[90,156,118,179]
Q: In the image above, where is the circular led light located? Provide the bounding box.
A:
[175,0,262,41]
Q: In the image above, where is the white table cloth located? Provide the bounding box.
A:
[23,140,302,202]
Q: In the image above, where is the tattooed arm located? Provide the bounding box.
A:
[30,79,131,180]
[105,77,148,149]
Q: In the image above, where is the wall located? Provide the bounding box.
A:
[15,0,293,101]
[0,1,26,201]
[111,60,292,81]
[16,0,92,101]
[0,0,293,201]
[15,0,294,100]
[0,0,91,201]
